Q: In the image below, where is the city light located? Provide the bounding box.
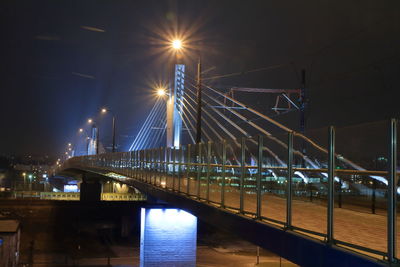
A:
[88,118,93,124]
[101,108,107,113]
[79,128,83,133]
[68,143,72,146]
[172,39,182,50]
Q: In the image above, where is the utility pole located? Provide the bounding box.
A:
[299,70,307,168]
[300,69,306,138]
[196,56,202,143]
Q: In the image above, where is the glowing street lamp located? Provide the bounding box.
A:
[100,108,116,153]
[87,118,93,124]
[172,39,182,50]
[157,88,166,96]
[79,128,83,133]
[68,143,72,147]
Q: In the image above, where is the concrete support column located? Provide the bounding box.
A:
[80,174,102,202]
[140,208,197,267]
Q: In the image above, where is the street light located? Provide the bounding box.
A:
[87,118,100,154]
[157,88,167,96]
[100,108,116,153]
[172,39,182,50]
[78,128,90,156]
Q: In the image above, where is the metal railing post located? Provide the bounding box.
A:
[130,151,134,177]
[165,147,168,189]
[159,147,162,187]
[162,147,166,187]
[136,150,139,179]
[138,151,141,180]
[145,150,148,182]
[172,147,176,191]
[221,139,227,208]
[286,132,293,229]
[240,137,245,214]
[206,141,211,202]
[187,144,191,195]
[256,135,263,219]
[151,149,154,185]
[388,118,397,262]
[197,143,202,198]
[140,150,144,181]
[178,147,183,193]
[327,126,335,244]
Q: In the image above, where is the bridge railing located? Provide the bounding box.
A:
[62,119,399,262]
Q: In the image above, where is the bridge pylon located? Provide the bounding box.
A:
[167,64,185,148]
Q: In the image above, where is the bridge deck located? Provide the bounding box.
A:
[104,168,392,259]
[63,165,390,266]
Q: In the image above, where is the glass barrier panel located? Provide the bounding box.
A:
[172,148,179,191]
[243,137,258,215]
[261,133,288,224]
[166,147,173,189]
[224,139,241,210]
[187,143,200,196]
[199,143,209,199]
[209,142,223,205]
[180,145,189,193]
[159,147,166,188]
[291,129,328,237]
[335,120,388,255]
[176,147,184,193]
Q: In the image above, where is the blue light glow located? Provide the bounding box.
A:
[140,208,197,267]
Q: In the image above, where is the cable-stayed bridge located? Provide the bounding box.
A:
[59,63,398,267]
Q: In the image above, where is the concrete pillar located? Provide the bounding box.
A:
[140,208,197,267]
[80,175,102,202]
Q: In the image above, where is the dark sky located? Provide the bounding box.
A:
[1,0,399,158]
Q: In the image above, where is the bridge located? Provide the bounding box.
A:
[60,57,398,266]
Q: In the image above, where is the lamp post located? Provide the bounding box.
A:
[87,118,99,155]
[78,128,91,155]
[101,108,116,153]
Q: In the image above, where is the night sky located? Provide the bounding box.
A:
[1,0,399,158]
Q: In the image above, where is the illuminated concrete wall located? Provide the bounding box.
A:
[140,208,197,267]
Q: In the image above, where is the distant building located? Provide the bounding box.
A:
[0,219,20,267]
